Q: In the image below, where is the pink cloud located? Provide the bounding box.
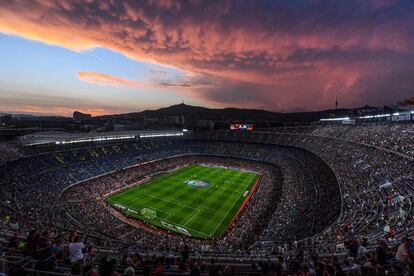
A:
[77,71,144,89]
[77,70,217,93]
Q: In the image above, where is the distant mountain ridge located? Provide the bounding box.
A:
[3,103,392,123]
[95,103,354,123]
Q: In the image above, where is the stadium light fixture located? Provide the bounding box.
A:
[357,113,391,119]
[55,134,137,145]
[320,117,350,122]
[139,132,183,138]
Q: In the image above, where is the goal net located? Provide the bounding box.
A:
[141,208,157,219]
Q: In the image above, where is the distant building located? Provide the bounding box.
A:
[73,111,91,123]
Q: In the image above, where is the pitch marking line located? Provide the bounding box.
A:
[122,193,147,206]
[130,193,210,237]
[183,209,200,227]
[120,194,202,226]
[201,170,254,236]
[143,194,200,212]
[210,178,254,236]
[143,195,201,222]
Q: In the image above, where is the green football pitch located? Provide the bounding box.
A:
[106,164,260,238]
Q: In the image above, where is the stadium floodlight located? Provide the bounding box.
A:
[139,132,183,138]
[55,134,136,145]
[320,117,350,122]
[357,113,391,119]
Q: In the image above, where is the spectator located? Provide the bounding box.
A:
[69,235,85,264]
[396,237,412,265]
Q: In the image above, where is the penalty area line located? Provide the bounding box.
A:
[209,179,253,236]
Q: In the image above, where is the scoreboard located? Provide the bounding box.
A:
[230,123,253,131]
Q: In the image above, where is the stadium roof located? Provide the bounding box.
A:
[20,130,185,146]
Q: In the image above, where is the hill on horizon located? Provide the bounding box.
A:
[94,103,354,123]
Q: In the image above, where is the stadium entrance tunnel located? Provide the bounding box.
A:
[186,179,210,188]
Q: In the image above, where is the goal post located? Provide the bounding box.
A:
[141,208,157,219]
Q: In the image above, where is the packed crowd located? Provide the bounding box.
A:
[0,123,413,274]
[263,123,414,158]
[311,124,414,158]
[262,148,340,243]
[3,210,414,275]
[0,142,24,165]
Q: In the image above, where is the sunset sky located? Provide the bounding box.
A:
[1,0,414,116]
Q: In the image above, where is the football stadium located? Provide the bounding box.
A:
[2,0,414,275]
[1,120,414,274]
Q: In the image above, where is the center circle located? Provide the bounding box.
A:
[186,180,210,188]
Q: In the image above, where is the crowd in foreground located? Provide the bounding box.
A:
[3,214,414,275]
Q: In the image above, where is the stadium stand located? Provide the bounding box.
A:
[0,142,25,165]
[0,123,413,275]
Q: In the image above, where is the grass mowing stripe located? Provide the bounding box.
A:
[184,168,235,232]
[106,164,259,238]
[167,166,216,225]
[211,174,258,236]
